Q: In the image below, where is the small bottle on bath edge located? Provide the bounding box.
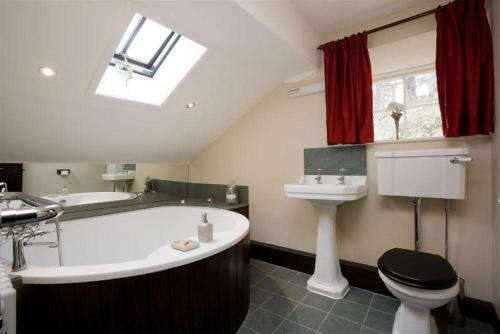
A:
[198,212,213,242]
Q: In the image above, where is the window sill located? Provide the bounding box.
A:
[370,134,491,145]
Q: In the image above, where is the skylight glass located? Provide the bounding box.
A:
[126,19,172,64]
[95,13,207,106]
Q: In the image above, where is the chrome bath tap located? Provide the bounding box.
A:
[10,226,53,271]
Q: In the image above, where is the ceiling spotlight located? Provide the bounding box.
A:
[186,102,196,109]
[39,66,56,77]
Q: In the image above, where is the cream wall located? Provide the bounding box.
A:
[23,163,112,196]
[190,0,494,301]
[22,163,190,195]
[129,163,189,192]
[491,0,500,317]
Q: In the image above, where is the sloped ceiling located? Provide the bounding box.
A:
[0,0,430,163]
[0,1,319,162]
[292,0,432,36]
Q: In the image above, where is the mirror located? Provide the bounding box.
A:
[0,162,189,208]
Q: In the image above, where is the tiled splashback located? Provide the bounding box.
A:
[152,179,249,204]
[304,145,367,175]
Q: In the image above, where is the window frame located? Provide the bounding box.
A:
[372,65,442,141]
[110,15,182,78]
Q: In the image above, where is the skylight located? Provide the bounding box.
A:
[95,14,207,106]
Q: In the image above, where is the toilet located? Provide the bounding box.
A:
[378,248,459,334]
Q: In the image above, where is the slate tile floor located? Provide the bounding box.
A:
[240,259,495,334]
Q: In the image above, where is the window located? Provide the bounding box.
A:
[372,69,443,141]
[110,14,181,78]
[95,13,207,106]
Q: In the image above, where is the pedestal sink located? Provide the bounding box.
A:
[284,174,367,299]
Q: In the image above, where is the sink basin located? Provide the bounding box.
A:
[284,175,367,202]
[284,175,367,299]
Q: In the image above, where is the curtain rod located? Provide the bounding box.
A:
[317,5,445,50]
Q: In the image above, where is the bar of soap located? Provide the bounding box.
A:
[171,239,200,252]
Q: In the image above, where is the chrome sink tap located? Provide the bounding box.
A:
[337,168,347,185]
[314,169,322,184]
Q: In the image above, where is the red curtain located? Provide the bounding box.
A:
[435,0,494,137]
[323,32,374,145]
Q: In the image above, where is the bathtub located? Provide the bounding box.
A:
[42,191,137,206]
[1,206,250,334]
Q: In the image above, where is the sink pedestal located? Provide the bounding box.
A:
[307,203,349,299]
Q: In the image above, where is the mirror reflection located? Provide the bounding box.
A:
[0,163,189,208]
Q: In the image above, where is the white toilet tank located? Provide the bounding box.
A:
[375,148,470,200]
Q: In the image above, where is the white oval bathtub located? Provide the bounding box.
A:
[0,206,249,284]
[42,192,137,206]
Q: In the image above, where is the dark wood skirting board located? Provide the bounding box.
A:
[16,235,249,334]
[250,240,500,329]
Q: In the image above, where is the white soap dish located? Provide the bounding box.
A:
[171,239,200,252]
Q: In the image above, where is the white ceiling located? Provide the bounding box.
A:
[291,0,431,36]
[0,0,430,163]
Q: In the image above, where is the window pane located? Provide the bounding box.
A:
[126,18,171,64]
[405,72,438,107]
[374,110,404,141]
[372,78,404,111]
[405,105,443,138]
[116,14,142,53]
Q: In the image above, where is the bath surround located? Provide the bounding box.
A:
[5,206,250,334]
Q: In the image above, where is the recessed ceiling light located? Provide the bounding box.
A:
[39,66,56,77]
[186,102,196,109]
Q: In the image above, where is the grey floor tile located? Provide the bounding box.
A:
[345,287,374,306]
[252,261,277,275]
[370,294,400,315]
[287,304,327,330]
[250,287,272,306]
[360,326,383,334]
[250,269,266,286]
[331,299,369,324]
[278,283,309,301]
[446,318,495,334]
[238,326,258,334]
[262,295,297,317]
[271,267,299,281]
[248,304,258,314]
[244,308,284,334]
[301,293,335,312]
[274,320,316,334]
[364,310,394,334]
[291,273,311,286]
[257,277,288,293]
[319,314,361,334]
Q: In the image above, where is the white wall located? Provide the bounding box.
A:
[129,163,189,192]
[23,163,112,196]
[22,163,189,196]
[491,0,500,317]
[190,0,495,302]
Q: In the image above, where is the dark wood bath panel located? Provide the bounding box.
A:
[16,234,250,334]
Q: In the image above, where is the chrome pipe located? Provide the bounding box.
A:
[413,197,422,251]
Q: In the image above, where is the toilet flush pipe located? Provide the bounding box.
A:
[445,199,449,259]
[413,197,422,251]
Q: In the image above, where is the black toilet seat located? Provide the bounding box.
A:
[378,248,458,290]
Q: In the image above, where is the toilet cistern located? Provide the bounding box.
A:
[284,173,367,299]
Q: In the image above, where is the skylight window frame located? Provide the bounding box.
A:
[110,15,182,78]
